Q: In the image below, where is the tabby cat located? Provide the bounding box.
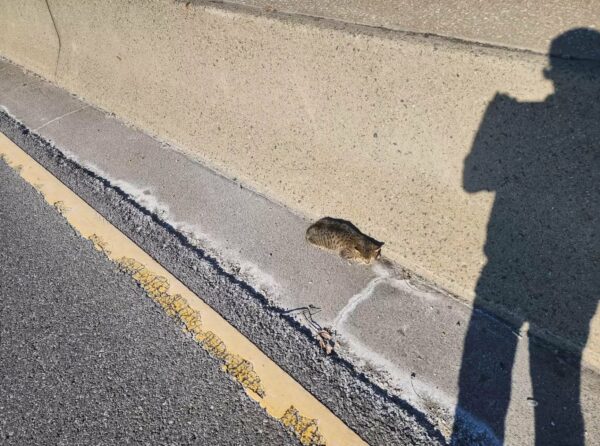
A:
[306,217,384,264]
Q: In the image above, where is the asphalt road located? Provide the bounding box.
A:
[0,159,300,445]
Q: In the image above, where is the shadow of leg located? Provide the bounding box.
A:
[529,338,585,446]
[451,310,519,445]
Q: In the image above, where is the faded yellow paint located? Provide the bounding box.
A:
[281,406,326,446]
[0,132,368,446]
[89,233,111,254]
[52,200,69,215]
[117,256,265,397]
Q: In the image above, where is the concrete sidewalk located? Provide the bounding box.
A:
[1,59,599,445]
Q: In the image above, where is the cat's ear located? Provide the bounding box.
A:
[376,241,385,248]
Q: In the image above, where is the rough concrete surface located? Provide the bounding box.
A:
[0,0,59,76]
[0,160,300,446]
[221,0,600,59]
[0,0,599,372]
[2,0,548,307]
[1,63,599,444]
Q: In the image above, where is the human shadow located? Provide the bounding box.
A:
[452,29,600,445]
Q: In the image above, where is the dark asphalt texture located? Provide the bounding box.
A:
[0,160,300,445]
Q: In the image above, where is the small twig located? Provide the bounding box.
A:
[282,305,323,332]
[410,372,425,400]
[282,304,321,315]
[282,305,336,355]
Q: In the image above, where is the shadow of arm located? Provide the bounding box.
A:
[463,93,517,193]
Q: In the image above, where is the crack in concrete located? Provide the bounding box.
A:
[33,105,89,132]
[44,0,62,77]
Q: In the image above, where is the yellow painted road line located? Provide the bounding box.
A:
[0,132,369,446]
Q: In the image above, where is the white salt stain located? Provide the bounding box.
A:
[333,261,437,332]
[333,263,392,330]
[48,152,283,298]
[332,261,501,445]
[331,262,459,433]
[1,105,15,119]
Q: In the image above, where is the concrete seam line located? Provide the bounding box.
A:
[44,0,62,77]
[32,105,90,132]
[192,0,598,62]
[0,132,369,446]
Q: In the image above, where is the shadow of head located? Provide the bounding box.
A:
[543,28,600,94]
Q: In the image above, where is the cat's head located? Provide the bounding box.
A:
[356,238,384,263]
